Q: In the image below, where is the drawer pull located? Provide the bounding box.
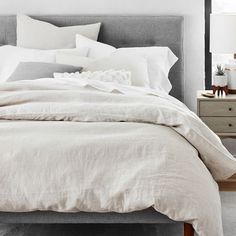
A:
[229,107,232,111]
[229,123,233,127]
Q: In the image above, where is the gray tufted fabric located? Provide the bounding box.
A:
[0,15,184,229]
[0,15,184,100]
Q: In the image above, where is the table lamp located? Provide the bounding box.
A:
[210,13,236,93]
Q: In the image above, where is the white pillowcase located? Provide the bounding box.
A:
[83,54,149,87]
[54,70,132,86]
[56,50,93,67]
[17,15,101,49]
[75,34,178,93]
[0,46,88,82]
[76,34,116,58]
[114,47,178,93]
[57,51,149,87]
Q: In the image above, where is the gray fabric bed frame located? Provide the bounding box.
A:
[0,15,190,235]
[0,15,184,101]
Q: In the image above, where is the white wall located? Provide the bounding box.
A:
[0,0,205,111]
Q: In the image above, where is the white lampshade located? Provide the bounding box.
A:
[210,14,236,54]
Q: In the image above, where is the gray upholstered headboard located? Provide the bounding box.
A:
[0,15,184,100]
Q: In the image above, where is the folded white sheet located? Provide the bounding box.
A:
[0,79,235,236]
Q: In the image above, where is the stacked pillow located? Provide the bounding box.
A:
[74,34,178,93]
[1,14,178,93]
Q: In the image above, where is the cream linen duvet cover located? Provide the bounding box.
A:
[0,78,235,236]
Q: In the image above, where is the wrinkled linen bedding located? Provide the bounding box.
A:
[0,78,235,236]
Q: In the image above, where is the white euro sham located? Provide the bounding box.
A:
[17,15,101,49]
[76,34,116,58]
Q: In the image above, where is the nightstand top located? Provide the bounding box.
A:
[197,90,236,101]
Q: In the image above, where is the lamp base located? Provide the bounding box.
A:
[225,59,236,93]
[212,85,229,96]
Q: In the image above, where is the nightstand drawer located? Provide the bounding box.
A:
[199,101,236,117]
[201,117,236,133]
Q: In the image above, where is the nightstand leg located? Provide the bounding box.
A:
[184,223,194,236]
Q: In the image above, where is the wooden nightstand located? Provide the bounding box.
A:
[197,90,236,191]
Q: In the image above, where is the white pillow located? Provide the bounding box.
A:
[75,35,178,92]
[17,15,101,49]
[76,34,116,58]
[83,54,149,87]
[0,46,88,82]
[114,47,178,93]
[54,70,132,86]
[56,50,93,67]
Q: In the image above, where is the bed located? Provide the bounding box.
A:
[0,15,235,236]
